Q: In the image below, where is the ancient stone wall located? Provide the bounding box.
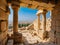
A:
[33,19,38,30]
[26,24,34,30]
[51,2,60,45]
[0,0,9,45]
[33,18,51,31]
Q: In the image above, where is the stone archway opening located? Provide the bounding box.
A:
[1,0,60,45]
[8,5,53,45]
[7,5,54,44]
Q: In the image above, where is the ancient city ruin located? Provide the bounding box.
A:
[0,0,60,45]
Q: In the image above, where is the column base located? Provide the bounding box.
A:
[43,31,49,40]
[13,32,23,44]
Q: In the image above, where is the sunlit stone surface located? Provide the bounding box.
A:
[0,0,60,45]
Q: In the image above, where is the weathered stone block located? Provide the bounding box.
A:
[1,21,7,32]
[49,30,55,42]
[56,32,60,38]
[0,33,3,41]
[57,38,60,45]
[56,27,60,32]
[0,31,7,41]
[2,37,7,45]
[2,31,7,40]
[13,32,23,44]
[0,0,7,10]
[0,32,7,45]
[0,9,8,20]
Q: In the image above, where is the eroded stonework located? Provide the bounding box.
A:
[0,0,60,45]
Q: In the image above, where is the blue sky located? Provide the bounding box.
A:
[9,6,50,23]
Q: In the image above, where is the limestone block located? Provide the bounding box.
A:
[33,19,40,30]
[38,30,48,40]
[57,38,60,45]
[56,32,60,38]
[14,33,23,43]
[0,31,7,41]
[26,24,34,30]
[0,9,8,20]
[2,31,7,40]
[49,30,55,42]
[20,3,28,7]
[1,21,7,32]
[56,21,60,26]
[0,0,7,10]
[0,33,3,41]
[56,27,60,32]
[2,37,7,45]
[38,30,44,39]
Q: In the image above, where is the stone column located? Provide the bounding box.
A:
[37,14,40,30]
[13,7,18,33]
[42,10,48,40]
[42,10,47,31]
[12,4,23,44]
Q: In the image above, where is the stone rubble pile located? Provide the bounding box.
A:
[19,30,55,45]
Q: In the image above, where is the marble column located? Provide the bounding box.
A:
[37,14,40,30]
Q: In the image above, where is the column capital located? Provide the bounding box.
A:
[37,13,40,16]
[11,0,20,9]
[36,10,43,16]
[43,9,48,15]
[12,6,19,11]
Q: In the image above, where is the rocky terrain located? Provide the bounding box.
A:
[7,30,55,45]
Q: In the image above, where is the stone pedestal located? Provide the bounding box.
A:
[13,33,23,44]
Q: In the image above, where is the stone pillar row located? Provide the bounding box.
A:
[36,9,48,40]
[36,10,47,31]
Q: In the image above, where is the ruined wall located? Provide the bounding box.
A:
[46,18,51,31]
[51,2,60,45]
[33,19,41,30]
[26,24,34,30]
[33,18,51,31]
[0,0,9,45]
